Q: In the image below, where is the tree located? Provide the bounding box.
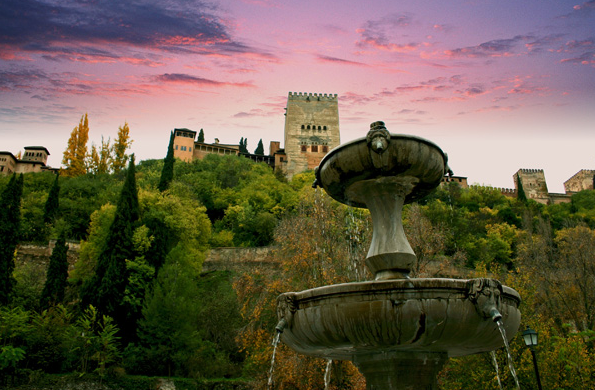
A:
[0,174,24,305]
[239,137,248,154]
[39,231,69,309]
[88,136,112,175]
[112,122,132,173]
[197,128,205,143]
[62,113,89,177]
[81,156,139,335]
[254,139,264,155]
[516,173,527,202]
[43,174,60,224]
[158,131,175,192]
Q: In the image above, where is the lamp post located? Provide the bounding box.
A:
[522,326,543,390]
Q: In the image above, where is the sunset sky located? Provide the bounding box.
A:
[1,0,594,192]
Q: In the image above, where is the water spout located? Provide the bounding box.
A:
[489,307,503,323]
[276,318,288,333]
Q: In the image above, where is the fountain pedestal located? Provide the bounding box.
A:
[277,121,522,390]
[354,352,447,390]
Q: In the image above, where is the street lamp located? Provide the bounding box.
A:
[522,326,543,390]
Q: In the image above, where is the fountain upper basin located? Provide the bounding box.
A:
[277,278,521,361]
[315,133,448,208]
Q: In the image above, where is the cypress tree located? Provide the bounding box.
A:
[0,174,24,305]
[43,174,60,224]
[40,231,69,309]
[254,139,264,155]
[82,156,139,322]
[239,137,249,154]
[197,128,205,143]
[158,131,175,192]
[516,174,527,203]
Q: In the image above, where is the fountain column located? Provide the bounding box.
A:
[354,352,448,390]
[346,176,419,280]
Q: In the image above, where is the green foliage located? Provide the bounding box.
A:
[43,174,60,224]
[516,174,527,203]
[158,131,175,192]
[197,128,204,143]
[254,139,264,155]
[81,157,139,332]
[40,232,69,309]
[0,174,23,305]
[238,137,248,154]
[69,305,121,376]
[71,203,116,286]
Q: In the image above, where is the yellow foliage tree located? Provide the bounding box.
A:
[88,136,111,175]
[62,113,89,177]
[233,189,369,389]
[112,121,132,173]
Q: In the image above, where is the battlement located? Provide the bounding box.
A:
[518,168,544,174]
[288,92,338,101]
[469,185,517,195]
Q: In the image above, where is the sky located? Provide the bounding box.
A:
[1,0,594,193]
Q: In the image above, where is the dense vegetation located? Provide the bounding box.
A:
[1,154,594,389]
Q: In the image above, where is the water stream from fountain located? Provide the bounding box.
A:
[267,332,281,389]
[490,350,503,390]
[324,359,332,390]
[496,320,520,390]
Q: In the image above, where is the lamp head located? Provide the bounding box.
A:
[522,326,538,349]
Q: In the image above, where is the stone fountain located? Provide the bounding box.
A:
[276,121,521,390]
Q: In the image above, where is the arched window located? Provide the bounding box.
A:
[307,125,310,130]
[323,126,327,130]
[301,125,305,129]
[318,126,321,130]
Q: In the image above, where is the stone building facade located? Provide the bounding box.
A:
[564,169,595,194]
[514,169,551,204]
[171,92,340,177]
[282,92,341,178]
[0,146,53,175]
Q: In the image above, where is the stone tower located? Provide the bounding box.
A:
[283,92,340,178]
[564,169,595,193]
[514,169,549,204]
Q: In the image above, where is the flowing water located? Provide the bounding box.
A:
[490,350,503,390]
[267,332,281,389]
[324,359,332,390]
[496,320,520,390]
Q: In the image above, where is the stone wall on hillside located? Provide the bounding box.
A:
[15,243,279,275]
[202,247,279,273]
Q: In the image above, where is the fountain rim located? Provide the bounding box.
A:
[315,133,448,182]
[280,277,521,305]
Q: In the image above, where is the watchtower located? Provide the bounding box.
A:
[514,169,549,204]
[283,92,340,178]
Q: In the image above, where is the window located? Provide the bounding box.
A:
[175,145,179,150]
[312,145,318,152]
[322,146,328,153]
[307,125,310,130]
[301,125,305,129]
[189,147,192,152]
[301,145,307,152]
[323,126,327,130]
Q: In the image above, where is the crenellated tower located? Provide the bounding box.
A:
[283,92,340,178]
[514,168,549,204]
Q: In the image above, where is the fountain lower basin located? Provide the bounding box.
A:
[277,278,521,360]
